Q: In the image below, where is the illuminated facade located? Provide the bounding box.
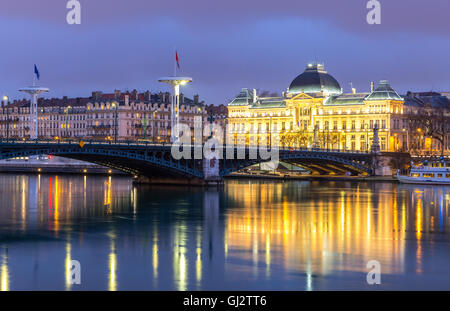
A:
[0,90,205,142]
[227,63,408,152]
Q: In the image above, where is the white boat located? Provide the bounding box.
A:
[397,163,450,185]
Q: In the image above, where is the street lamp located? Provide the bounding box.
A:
[417,128,422,155]
[207,111,215,139]
[142,115,148,141]
[2,95,10,141]
[152,110,157,143]
[112,102,118,143]
[362,121,369,152]
[402,128,409,152]
[65,106,72,139]
[326,127,330,150]
[268,115,273,147]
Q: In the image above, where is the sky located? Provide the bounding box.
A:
[0,0,449,105]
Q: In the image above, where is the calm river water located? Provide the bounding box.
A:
[0,174,449,290]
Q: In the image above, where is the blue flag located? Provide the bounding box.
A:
[34,64,40,80]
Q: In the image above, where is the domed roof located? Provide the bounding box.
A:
[288,63,342,95]
[365,80,402,101]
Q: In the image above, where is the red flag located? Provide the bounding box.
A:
[175,51,180,69]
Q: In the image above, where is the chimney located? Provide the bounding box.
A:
[114,90,121,100]
[253,89,257,103]
[125,94,129,106]
[131,89,138,101]
[91,91,102,101]
[370,82,374,92]
[144,91,151,101]
[194,95,199,104]
[352,88,356,94]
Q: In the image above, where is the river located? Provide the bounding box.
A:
[0,174,449,290]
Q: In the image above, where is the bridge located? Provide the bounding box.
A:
[0,139,410,185]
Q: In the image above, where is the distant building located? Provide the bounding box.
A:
[0,90,206,142]
[403,91,450,156]
[205,104,228,129]
[440,92,450,100]
[227,63,449,155]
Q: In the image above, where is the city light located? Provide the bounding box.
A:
[0,0,449,298]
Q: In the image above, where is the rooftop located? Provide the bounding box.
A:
[1,90,204,109]
[288,63,342,95]
[365,80,403,101]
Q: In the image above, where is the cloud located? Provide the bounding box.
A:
[1,0,449,104]
[1,0,450,36]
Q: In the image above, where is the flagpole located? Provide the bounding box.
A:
[174,47,177,77]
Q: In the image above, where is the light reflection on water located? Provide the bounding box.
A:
[0,174,449,290]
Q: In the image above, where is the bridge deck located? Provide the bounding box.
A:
[0,139,410,180]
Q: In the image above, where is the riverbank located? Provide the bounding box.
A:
[226,172,398,182]
[0,157,125,175]
[0,164,396,181]
[0,157,396,181]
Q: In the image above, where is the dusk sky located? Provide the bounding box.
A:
[1,0,449,105]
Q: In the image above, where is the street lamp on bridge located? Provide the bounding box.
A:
[19,87,49,140]
[112,102,118,143]
[158,77,192,143]
[2,95,10,141]
[152,110,157,143]
[402,128,409,152]
[65,106,72,138]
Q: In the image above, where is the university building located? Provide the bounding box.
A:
[0,90,206,142]
[227,63,449,154]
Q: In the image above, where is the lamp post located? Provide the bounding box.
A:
[19,87,49,140]
[112,102,118,143]
[361,121,368,152]
[158,77,193,142]
[417,128,422,156]
[327,127,330,151]
[402,128,409,152]
[207,111,215,139]
[152,110,157,143]
[269,115,273,147]
[142,115,148,141]
[2,95,10,141]
[65,106,72,139]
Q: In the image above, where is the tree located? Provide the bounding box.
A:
[295,130,309,148]
[280,131,294,148]
[280,129,309,148]
[407,99,449,157]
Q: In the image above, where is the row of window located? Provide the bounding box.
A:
[321,119,387,130]
[229,119,392,133]
[411,173,450,178]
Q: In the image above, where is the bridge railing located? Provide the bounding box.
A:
[0,138,376,154]
[0,138,170,147]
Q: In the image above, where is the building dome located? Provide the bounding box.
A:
[288,63,342,95]
[365,80,402,101]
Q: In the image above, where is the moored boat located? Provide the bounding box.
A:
[397,162,450,185]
